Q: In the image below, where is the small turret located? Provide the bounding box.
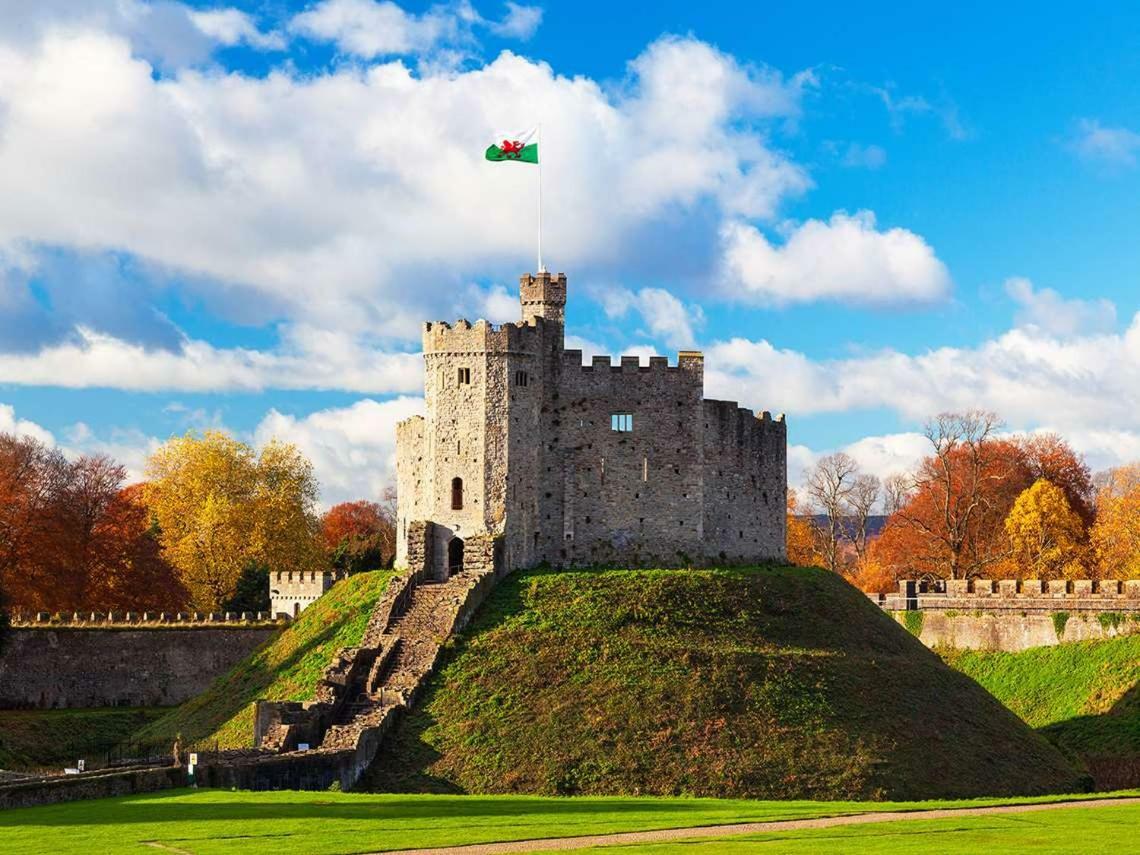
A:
[520,271,567,325]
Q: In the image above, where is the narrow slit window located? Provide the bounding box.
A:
[610,413,633,432]
[457,367,472,385]
[451,477,464,510]
[642,456,648,481]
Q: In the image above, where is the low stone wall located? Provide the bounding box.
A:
[11,611,282,626]
[0,765,186,810]
[0,626,279,709]
[876,579,1140,612]
[891,609,1140,652]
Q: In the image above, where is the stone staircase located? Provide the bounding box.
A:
[318,578,469,751]
[203,532,503,791]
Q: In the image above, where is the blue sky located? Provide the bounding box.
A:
[2,0,1140,504]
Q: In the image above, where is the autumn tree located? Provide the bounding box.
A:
[144,431,322,610]
[1015,434,1096,526]
[847,474,881,559]
[0,434,186,612]
[321,491,396,574]
[804,453,859,573]
[871,416,1093,582]
[1004,478,1087,579]
[802,454,880,574]
[1090,464,1140,579]
[785,489,819,566]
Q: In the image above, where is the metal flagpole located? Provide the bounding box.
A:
[537,124,545,272]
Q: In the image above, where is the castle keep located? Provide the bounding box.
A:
[395,271,787,577]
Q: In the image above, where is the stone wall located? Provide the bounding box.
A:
[894,610,1140,652]
[0,765,186,810]
[702,402,787,563]
[0,626,278,709]
[874,579,1140,651]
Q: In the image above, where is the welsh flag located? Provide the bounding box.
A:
[485,128,538,163]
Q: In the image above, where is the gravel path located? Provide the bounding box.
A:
[372,796,1140,855]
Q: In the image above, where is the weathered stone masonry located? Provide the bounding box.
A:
[396,271,787,577]
[0,624,278,709]
[872,578,1140,651]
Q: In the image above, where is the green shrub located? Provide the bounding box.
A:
[903,610,925,637]
[1098,612,1124,632]
[1052,612,1070,640]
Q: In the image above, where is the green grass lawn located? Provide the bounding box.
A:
[0,790,1135,855]
[943,636,1140,789]
[135,571,393,749]
[0,708,168,772]
[942,636,1140,727]
[591,801,1140,854]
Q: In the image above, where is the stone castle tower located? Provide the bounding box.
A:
[395,272,787,578]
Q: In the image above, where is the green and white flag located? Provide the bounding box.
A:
[485,128,538,163]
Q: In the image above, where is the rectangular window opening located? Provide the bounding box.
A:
[458,367,472,385]
[610,413,633,432]
[515,370,528,387]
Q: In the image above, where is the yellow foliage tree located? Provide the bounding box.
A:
[1004,478,1087,579]
[143,431,322,609]
[786,489,820,567]
[1090,464,1140,579]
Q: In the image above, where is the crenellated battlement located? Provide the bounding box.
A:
[876,578,1140,612]
[422,315,548,356]
[10,610,283,626]
[560,350,704,374]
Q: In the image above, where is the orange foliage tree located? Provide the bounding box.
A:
[1004,478,1087,579]
[869,413,1092,581]
[0,433,186,613]
[320,487,397,573]
[785,489,819,567]
[1090,464,1140,579]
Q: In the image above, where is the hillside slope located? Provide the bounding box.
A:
[138,570,393,748]
[0,708,165,772]
[945,637,1140,790]
[366,566,1083,800]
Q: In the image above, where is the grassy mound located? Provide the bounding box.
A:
[0,708,166,772]
[945,637,1140,790]
[366,566,1082,800]
[138,571,393,748]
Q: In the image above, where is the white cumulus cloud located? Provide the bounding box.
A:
[0,403,55,445]
[0,28,813,344]
[1005,276,1116,337]
[254,396,424,507]
[720,210,951,306]
[600,287,704,349]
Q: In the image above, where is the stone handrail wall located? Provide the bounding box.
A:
[10,611,285,627]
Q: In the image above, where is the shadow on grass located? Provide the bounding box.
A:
[1043,682,1140,790]
[0,790,733,828]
